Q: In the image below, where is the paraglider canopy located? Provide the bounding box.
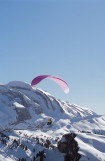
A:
[31,75,69,94]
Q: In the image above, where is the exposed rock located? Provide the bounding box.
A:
[58,133,81,161]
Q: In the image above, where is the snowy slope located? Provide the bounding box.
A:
[0,81,105,161]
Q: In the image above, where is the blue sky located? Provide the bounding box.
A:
[0,0,105,114]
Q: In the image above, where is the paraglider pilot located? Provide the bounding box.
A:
[47,119,52,125]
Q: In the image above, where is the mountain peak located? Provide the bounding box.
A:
[0,81,97,130]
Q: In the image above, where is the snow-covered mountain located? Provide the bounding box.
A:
[0,81,105,161]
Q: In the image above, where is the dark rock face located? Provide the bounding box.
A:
[58,142,67,153]
[58,133,81,161]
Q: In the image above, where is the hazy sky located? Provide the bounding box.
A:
[0,0,105,115]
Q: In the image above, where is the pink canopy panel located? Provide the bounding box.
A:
[31,75,69,94]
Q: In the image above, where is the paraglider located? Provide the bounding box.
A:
[31,75,69,94]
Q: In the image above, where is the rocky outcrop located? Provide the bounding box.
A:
[58,133,81,161]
